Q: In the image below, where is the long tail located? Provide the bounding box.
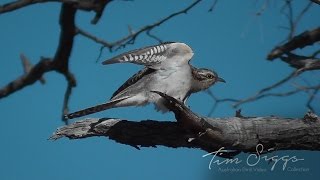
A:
[64,97,129,120]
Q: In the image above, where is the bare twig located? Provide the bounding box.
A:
[206,89,237,116]
[0,4,77,123]
[62,72,76,124]
[234,1,318,114]
[255,0,269,16]
[207,68,319,114]
[146,30,163,44]
[20,53,46,84]
[280,1,312,40]
[306,88,320,112]
[77,0,202,53]
[0,0,111,24]
[76,27,112,49]
[0,0,202,120]
[209,83,320,113]
[311,49,320,58]
[0,57,53,99]
[279,53,320,71]
[231,70,301,108]
[208,0,218,12]
[294,2,313,31]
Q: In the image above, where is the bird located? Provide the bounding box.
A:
[65,42,225,120]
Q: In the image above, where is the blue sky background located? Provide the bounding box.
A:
[0,0,319,179]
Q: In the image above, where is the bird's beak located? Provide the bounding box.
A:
[217,77,226,83]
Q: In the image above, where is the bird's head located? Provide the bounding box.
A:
[191,67,225,92]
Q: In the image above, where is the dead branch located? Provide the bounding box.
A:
[76,0,202,52]
[0,0,111,24]
[208,0,218,12]
[279,53,320,71]
[205,1,320,115]
[311,0,320,5]
[268,27,320,60]
[0,1,204,123]
[20,53,46,84]
[0,4,77,98]
[51,93,320,156]
[207,68,319,112]
[0,57,53,99]
[0,4,77,123]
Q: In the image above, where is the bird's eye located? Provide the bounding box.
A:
[206,74,214,79]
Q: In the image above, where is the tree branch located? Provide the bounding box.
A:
[20,53,46,84]
[0,57,53,98]
[267,27,320,60]
[0,4,77,98]
[51,93,320,156]
[0,0,111,24]
[310,0,320,5]
[0,4,77,124]
[208,0,218,12]
[77,0,202,52]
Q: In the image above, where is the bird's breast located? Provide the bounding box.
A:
[149,65,192,105]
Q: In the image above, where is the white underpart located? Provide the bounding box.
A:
[151,64,192,112]
[113,64,193,112]
[102,42,195,112]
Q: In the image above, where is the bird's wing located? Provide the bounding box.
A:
[102,42,194,69]
[110,67,155,100]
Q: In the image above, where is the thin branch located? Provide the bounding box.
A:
[255,0,269,16]
[0,0,111,24]
[294,2,313,31]
[210,83,320,111]
[311,49,320,58]
[306,88,320,112]
[77,0,202,52]
[279,53,320,71]
[20,53,46,84]
[62,72,76,124]
[0,0,202,112]
[206,89,237,116]
[76,27,112,49]
[231,70,300,108]
[285,0,294,39]
[0,0,51,13]
[206,68,320,112]
[112,0,202,50]
[0,4,77,119]
[280,1,312,40]
[146,30,163,44]
[240,84,320,103]
[208,0,218,12]
[259,70,299,93]
[0,57,53,99]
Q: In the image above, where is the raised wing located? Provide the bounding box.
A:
[102,42,194,69]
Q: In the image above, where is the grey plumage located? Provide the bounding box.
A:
[111,68,155,99]
[65,42,225,120]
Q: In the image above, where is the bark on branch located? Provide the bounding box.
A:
[51,92,320,156]
[267,27,320,61]
[0,0,111,24]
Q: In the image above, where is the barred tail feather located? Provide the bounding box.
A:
[64,96,130,120]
